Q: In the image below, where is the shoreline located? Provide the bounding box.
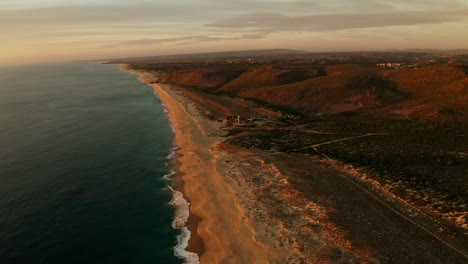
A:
[168,152,206,257]
[121,65,204,262]
[120,65,287,263]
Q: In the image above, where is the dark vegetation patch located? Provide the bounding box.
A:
[456,64,468,75]
[157,69,246,88]
[347,75,407,104]
[456,55,468,64]
[229,130,356,153]
[244,97,305,118]
[318,134,467,208]
[231,116,468,211]
[304,112,467,134]
[186,85,306,120]
[270,66,327,84]
[224,128,246,137]
[187,85,220,94]
[275,70,321,84]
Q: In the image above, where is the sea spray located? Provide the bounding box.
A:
[168,187,200,264]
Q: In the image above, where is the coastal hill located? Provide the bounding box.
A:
[237,63,468,121]
[131,60,467,122]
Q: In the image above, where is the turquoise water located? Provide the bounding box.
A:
[0,63,180,263]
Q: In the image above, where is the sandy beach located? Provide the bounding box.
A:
[121,65,296,263]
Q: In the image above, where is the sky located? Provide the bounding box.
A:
[1,0,468,65]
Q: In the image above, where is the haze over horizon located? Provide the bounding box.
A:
[1,0,468,66]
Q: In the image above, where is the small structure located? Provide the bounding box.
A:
[224,115,255,126]
[376,62,403,69]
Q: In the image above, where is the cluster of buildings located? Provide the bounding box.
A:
[224,58,263,64]
[223,113,299,127]
[224,115,257,125]
[376,62,403,68]
[376,60,440,69]
[220,56,352,65]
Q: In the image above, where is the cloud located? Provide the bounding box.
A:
[2,0,468,65]
[112,33,267,46]
[277,1,321,13]
[205,9,468,32]
[0,3,230,26]
[282,1,319,8]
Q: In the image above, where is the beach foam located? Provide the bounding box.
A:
[162,116,198,263]
[169,187,200,264]
[163,145,198,263]
[163,170,175,181]
[166,146,179,160]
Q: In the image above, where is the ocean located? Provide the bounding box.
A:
[0,62,182,263]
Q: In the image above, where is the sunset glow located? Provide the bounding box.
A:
[1,0,468,65]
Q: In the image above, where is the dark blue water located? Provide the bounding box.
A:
[0,63,180,263]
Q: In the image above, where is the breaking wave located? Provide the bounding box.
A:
[168,187,200,264]
[160,103,199,263]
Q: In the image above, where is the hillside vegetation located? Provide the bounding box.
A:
[154,63,467,122]
[157,69,245,88]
